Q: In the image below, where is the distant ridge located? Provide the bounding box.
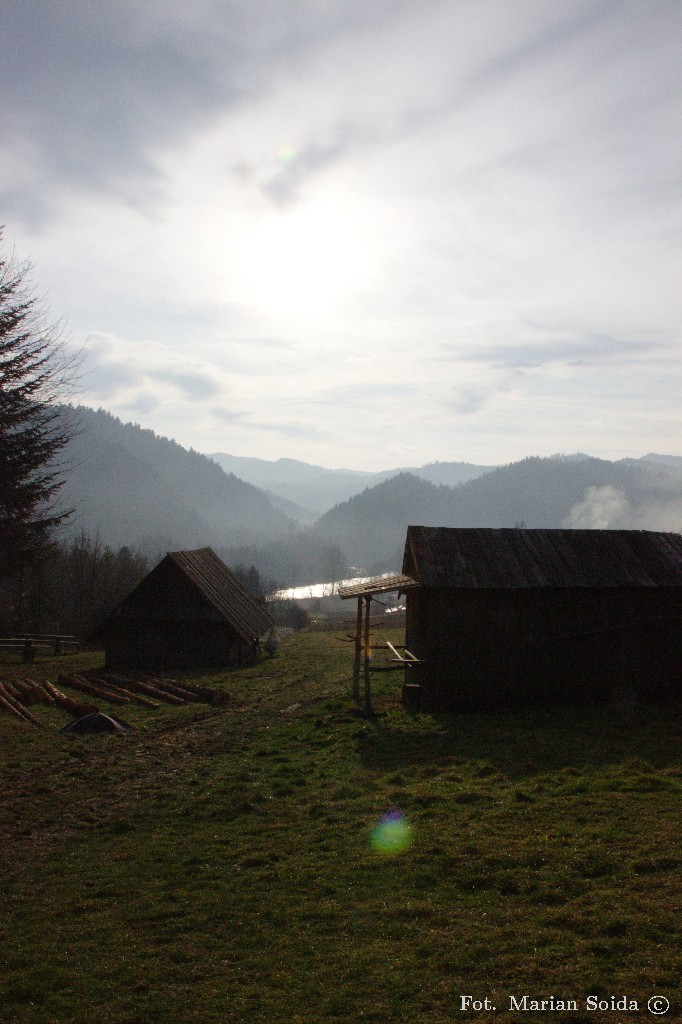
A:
[209,452,372,484]
[209,451,492,515]
[51,406,681,579]
[312,456,682,567]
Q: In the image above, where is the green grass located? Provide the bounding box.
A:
[0,631,680,1023]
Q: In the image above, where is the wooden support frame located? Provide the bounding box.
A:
[363,595,372,713]
[385,640,420,665]
[346,601,421,711]
[340,574,420,713]
[352,596,362,702]
[348,595,378,710]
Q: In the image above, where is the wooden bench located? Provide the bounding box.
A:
[0,635,79,662]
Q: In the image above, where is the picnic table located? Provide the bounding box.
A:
[0,634,79,662]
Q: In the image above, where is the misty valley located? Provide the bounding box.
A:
[7,403,678,640]
[59,406,682,583]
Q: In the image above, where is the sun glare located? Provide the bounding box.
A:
[242,194,375,319]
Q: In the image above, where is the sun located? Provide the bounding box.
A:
[241,192,376,319]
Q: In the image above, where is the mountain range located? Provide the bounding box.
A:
[312,456,682,566]
[208,451,493,521]
[55,406,682,578]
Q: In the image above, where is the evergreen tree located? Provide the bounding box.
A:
[0,229,79,602]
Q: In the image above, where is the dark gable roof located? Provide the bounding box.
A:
[102,547,273,643]
[166,548,273,641]
[403,527,682,589]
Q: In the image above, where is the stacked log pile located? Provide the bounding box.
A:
[0,679,95,725]
[0,670,231,727]
[59,671,231,708]
[0,668,232,726]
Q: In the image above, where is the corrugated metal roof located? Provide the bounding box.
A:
[338,573,419,599]
[167,548,274,641]
[403,527,682,589]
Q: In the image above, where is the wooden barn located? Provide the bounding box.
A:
[401,526,682,712]
[96,547,274,672]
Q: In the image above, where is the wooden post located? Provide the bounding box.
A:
[15,554,27,635]
[363,595,372,713]
[352,596,362,702]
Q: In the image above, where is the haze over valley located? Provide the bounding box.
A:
[58,407,682,586]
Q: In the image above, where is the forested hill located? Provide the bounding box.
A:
[310,474,455,569]
[55,407,294,557]
[312,457,682,568]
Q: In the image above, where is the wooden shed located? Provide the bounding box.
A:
[402,526,682,712]
[96,547,274,671]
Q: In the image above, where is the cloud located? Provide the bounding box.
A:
[0,3,228,207]
[122,393,161,417]
[446,387,491,416]
[210,407,247,425]
[147,368,221,400]
[562,485,631,528]
[3,1,682,470]
[563,482,682,532]
[81,359,141,400]
[257,129,365,207]
[456,334,663,370]
[78,332,230,407]
[253,420,333,441]
[385,441,424,461]
[0,0,433,221]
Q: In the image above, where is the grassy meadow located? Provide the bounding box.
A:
[0,630,680,1024]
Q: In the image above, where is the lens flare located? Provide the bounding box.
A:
[370,811,413,856]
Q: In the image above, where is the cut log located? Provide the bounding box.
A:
[13,680,43,705]
[31,680,57,705]
[104,673,185,705]
[87,675,159,708]
[0,684,42,726]
[144,675,230,705]
[140,675,202,701]
[59,674,131,705]
[43,680,96,717]
[0,689,31,722]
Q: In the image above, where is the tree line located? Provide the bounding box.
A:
[0,533,149,638]
[0,530,302,639]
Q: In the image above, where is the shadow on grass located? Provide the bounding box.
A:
[355,701,682,779]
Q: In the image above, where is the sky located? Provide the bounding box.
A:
[1,0,681,471]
